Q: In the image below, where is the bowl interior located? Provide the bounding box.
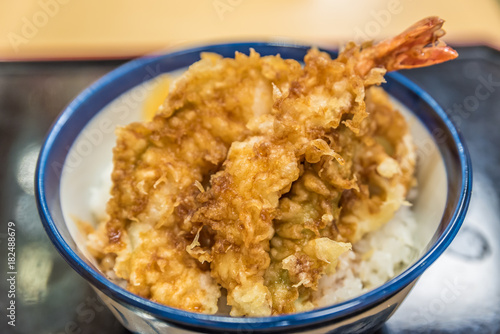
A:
[36,43,470,330]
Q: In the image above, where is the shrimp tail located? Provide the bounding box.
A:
[356,16,458,76]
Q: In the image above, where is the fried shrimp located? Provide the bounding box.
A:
[189,47,384,316]
[265,129,357,314]
[262,16,456,314]
[265,86,416,313]
[338,86,416,243]
[87,16,458,317]
[87,50,300,313]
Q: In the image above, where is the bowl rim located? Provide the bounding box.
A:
[35,41,472,332]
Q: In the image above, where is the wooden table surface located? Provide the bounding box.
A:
[1,0,500,60]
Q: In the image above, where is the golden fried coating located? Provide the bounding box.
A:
[338,86,416,243]
[189,47,385,316]
[260,16,456,314]
[86,16,457,317]
[125,224,221,312]
[265,86,416,314]
[265,129,357,314]
[88,50,300,313]
[190,138,300,316]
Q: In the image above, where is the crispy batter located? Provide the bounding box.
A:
[189,48,382,316]
[190,138,300,316]
[261,42,387,313]
[338,86,416,243]
[87,16,457,316]
[88,50,301,313]
[265,130,356,314]
[265,86,416,314]
[261,16,455,314]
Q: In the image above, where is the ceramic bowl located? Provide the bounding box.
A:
[35,42,472,334]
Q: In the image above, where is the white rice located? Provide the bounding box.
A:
[89,166,419,310]
[313,205,419,308]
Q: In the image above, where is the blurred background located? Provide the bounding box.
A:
[1,0,500,60]
[0,1,499,334]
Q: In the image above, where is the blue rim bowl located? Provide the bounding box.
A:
[35,42,472,333]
